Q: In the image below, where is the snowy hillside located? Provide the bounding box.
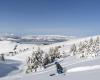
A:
[1,56,100,80]
[0,41,18,54]
[0,35,100,80]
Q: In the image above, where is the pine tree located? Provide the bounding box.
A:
[43,53,50,68]
[70,37,100,59]
[26,47,44,72]
[89,38,94,46]
[70,44,77,56]
[94,36,100,56]
[49,47,60,62]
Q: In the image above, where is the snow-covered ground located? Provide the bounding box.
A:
[1,56,100,80]
[0,41,17,54]
[0,35,100,80]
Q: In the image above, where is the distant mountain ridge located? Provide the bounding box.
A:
[0,35,75,45]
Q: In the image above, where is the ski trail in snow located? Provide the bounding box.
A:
[67,65,100,73]
[31,57,100,75]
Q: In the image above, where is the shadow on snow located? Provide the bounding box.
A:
[0,60,21,78]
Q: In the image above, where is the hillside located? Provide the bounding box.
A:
[0,35,100,80]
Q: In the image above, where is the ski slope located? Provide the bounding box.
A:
[0,35,100,80]
[1,56,100,80]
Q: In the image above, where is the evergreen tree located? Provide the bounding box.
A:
[43,53,50,68]
[70,44,77,56]
[89,38,94,46]
[94,36,100,55]
[49,47,60,62]
[26,47,44,72]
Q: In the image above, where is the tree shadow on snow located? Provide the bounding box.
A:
[0,60,21,78]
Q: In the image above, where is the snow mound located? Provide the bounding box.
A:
[67,65,100,73]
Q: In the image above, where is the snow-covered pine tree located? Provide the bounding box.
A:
[26,56,33,73]
[70,37,100,59]
[49,47,60,62]
[26,47,44,73]
[89,38,94,46]
[43,53,51,68]
[77,42,87,58]
[53,46,60,58]
[70,44,77,56]
[93,36,100,56]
